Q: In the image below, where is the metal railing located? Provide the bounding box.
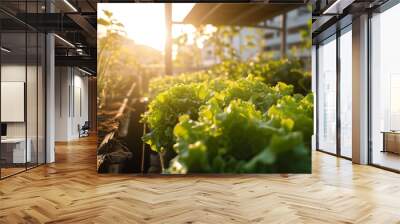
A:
[97,82,136,172]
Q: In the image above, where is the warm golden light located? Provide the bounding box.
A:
[98,3,196,53]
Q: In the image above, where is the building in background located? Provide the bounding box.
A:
[263,6,310,60]
[198,6,310,67]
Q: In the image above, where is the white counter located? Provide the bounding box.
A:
[1,138,32,163]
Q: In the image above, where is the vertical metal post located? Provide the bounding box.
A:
[0,19,2,179]
[46,0,56,163]
[336,29,341,157]
[367,12,372,165]
[280,13,287,59]
[352,14,369,164]
[165,3,173,76]
[37,0,39,167]
[25,2,28,171]
[314,45,319,151]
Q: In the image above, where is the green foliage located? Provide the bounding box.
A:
[209,60,250,80]
[268,93,314,147]
[141,84,212,153]
[148,59,310,98]
[169,99,311,174]
[148,71,219,97]
[218,59,311,95]
[258,59,311,95]
[215,77,293,113]
[246,93,313,173]
[98,10,139,109]
[206,26,241,61]
[143,59,313,174]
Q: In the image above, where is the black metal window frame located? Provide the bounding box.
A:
[314,19,353,161]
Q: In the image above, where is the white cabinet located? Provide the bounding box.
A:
[1,138,32,163]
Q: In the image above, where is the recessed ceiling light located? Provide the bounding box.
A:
[54,34,75,48]
[78,67,93,76]
[63,0,78,12]
[323,0,354,15]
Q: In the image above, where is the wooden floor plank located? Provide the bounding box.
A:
[0,135,400,223]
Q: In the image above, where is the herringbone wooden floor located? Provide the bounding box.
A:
[1,136,400,224]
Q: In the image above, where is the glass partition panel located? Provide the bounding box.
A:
[0,1,46,179]
[371,3,400,171]
[37,0,46,165]
[27,31,38,169]
[339,27,352,158]
[317,35,337,154]
[1,31,27,177]
[38,32,45,165]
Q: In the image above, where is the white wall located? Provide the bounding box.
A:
[70,72,89,139]
[1,65,26,138]
[55,67,69,141]
[1,65,37,138]
[55,67,89,141]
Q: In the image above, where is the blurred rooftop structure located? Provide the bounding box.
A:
[180,2,310,67]
[183,3,305,27]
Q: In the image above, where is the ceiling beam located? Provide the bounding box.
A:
[197,3,223,26]
[67,13,96,38]
[55,55,96,69]
[228,4,265,26]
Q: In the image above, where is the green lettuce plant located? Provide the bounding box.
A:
[141,83,211,154]
[169,97,312,174]
[142,59,313,173]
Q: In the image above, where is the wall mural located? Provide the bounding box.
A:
[97,3,313,174]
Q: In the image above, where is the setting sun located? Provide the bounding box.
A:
[98,3,195,53]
